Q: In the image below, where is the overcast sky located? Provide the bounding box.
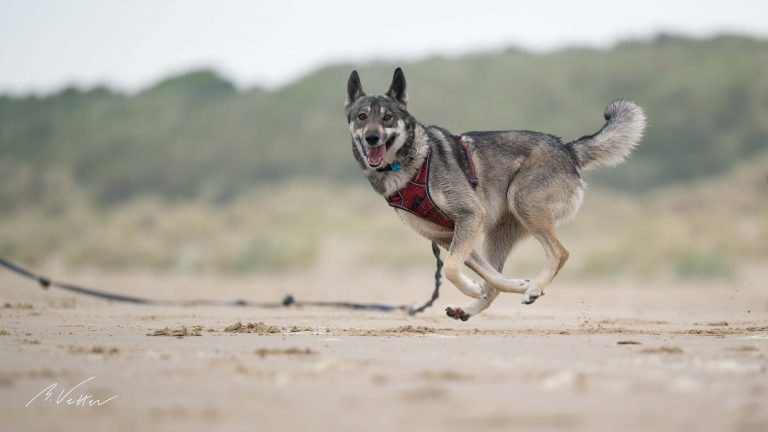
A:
[0,0,766,95]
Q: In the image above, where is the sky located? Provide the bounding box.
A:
[0,0,766,95]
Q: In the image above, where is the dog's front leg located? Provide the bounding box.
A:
[441,218,486,301]
[466,251,530,294]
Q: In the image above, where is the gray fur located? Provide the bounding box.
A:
[565,98,646,170]
[344,69,646,320]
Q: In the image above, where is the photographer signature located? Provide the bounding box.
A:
[25,376,118,408]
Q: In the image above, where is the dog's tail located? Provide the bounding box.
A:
[565,99,646,171]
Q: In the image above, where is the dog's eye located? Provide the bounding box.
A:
[357,113,367,121]
[383,114,392,121]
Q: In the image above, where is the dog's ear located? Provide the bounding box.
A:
[386,67,408,107]
[346,70,365,108]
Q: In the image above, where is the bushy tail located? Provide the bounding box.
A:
[565,99,646,171]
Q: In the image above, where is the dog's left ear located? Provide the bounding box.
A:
[386,67,408,107]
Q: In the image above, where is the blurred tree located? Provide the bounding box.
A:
[0,35,766,206]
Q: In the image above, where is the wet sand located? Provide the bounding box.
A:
[0,270,766,431]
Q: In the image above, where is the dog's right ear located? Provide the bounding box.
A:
[345,70,365,109]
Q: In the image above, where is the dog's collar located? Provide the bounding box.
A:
[375,135,476,185]
[376,161,402,172]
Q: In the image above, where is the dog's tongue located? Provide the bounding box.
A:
[366,144,386,166]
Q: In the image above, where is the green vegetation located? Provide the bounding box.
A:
[2,35,767,205]
[0,34,766,279]
[0,151,764,279]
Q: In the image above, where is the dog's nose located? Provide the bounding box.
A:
[365,134,380,145]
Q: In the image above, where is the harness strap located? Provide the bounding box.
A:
[453,134,478,189]
[379,134,478,189]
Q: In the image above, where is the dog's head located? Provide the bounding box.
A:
[345,68,411,169]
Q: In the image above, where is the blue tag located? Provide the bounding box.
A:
[390,162,402,171]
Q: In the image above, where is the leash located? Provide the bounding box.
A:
[407,241,443,314]
[0,242,443,315]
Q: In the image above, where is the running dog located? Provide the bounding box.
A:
[345,68,645,321]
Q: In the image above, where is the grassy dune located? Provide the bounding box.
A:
[2,150,765,281]
[1,36,766,280]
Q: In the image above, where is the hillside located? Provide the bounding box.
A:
[1,35,767,207]
[1,148,765,276]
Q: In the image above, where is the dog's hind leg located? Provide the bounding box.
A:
[507,166,576,304]
[520,226,568,304]
[509,199,569,304]
[446,219,523,321]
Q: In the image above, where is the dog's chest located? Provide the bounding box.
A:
[385,150,455,229]
[394,209,453,239]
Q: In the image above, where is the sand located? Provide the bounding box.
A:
[0,269,767,431]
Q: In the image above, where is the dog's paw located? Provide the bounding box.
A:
[446,306,470,321]
[479,284,494,300]
[521,293,540,305]
[467,281,487,300]
[521,284,544,305]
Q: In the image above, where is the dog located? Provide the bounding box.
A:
[345,68,645,321]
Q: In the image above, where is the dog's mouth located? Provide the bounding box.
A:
[364,144,386,167]
[362,134,397,168]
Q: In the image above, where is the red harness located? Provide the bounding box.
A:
[386,135,477,229]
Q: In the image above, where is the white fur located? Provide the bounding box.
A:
[395,209,452,240]
[382,120,407,164]
[366,123,429,197]
[570,99,646,171]
[555,180,586,225]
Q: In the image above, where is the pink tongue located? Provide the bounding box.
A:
[366,144,386,166]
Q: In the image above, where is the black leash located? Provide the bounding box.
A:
[0,242,443,315]
[407,241,443,315]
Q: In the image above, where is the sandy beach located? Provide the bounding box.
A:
[1,268,766,432]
